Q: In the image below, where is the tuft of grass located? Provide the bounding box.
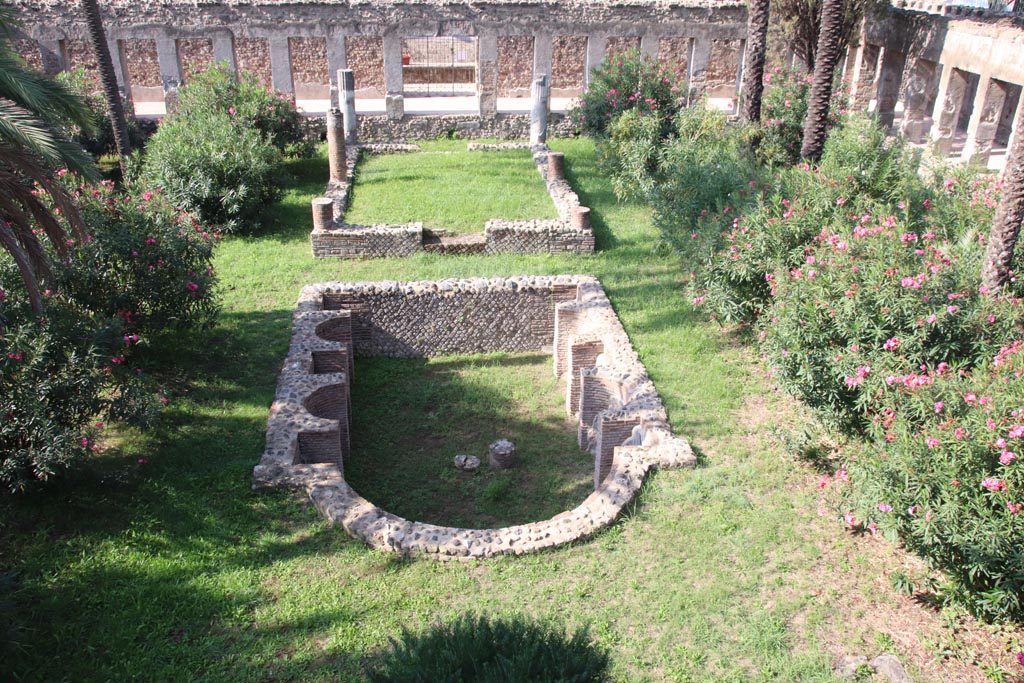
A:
[344,140,559,233]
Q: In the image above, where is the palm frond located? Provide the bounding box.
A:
[0,98,98,179]
[0,45,97,134]
[0,219,43,312]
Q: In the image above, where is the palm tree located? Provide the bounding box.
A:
[799,0,845,161]
[981,103,1024,291]
[81,0,131,171]
[0,7,98,312]
[741,0,771,122]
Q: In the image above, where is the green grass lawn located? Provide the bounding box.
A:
[343,140,559,233]
[1,141,1010,682]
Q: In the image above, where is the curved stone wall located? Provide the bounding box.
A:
[253,275,696,558]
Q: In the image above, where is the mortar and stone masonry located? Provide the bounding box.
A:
[253,275,696,559]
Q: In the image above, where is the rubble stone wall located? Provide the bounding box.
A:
[253,275,696,558]
[178,38,214,82]
[497,35,534,96]
[345,36,385,96]
[235,37,273,88]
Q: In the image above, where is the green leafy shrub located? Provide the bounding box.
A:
[570,48,683,138]
[0,285,159,493]
[175,63,311,157]
[757,67,844,166]
[138,108,282,232]
[366,614,610,682]
[644,106,761,256]
[55,66,148,158]
[831,337,1024,621]
[56,179,219,332]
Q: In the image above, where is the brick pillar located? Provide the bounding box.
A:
[566,339,603,416]
[533,32,553,81]
[339,68,358,145]
[312,198,333,232]
[269,34,294,95]
[963,75,1008,165]
[477,32,499,118]
[326,108,346,183]
[584,33,606,87]
[930,66,969,155]
[547,152,565,179]
[571,207,591,231]
[848,43,880,111]
[382,33,404,120]
[530,74,550,145]
[212,32,236,72]
[875,48,905,129]
[900,58,937,143]
[593,416,640,488]
[155,37,182,109]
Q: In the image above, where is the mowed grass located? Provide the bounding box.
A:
[343,139,559,233]
[346,352,591,528]
[1,140,1005,683]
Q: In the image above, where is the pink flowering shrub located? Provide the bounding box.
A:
[56,180,219,332]
[570,49,683,139]
[831,341,1024,620]
[756,67,844,166]
[0,284,159,493]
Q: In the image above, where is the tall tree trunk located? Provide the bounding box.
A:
[981,103,1024,291]
[799,0,845,162]
[742,0,771,123]
[81,0,131,173]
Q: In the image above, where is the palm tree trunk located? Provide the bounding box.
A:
[981,103,1024,291]
[741,0,771,123]
[799,0,845,162]
[81,0,131,173]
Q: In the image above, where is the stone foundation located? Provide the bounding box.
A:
[310,140,594,258]
[253,275,695,558]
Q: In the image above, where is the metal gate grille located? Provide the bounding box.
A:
[402,37,477,97]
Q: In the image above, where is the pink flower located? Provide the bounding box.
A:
[1000,451,1016,465]
[947,305,959,314]
[926,436,940,449]
[907,506,918,515]
[228,106,236,115]
[844,512,856,526]
[856,365,871,379]
[137,458,148,464]
[965,393,977,405]
[845,376,861,388]
[878,503,892,513]
[185,281,199,292]
[882,337,900,351]
[867,521,878,534]
[981,477,1007,492]
[934,401,944,413]
[145,238,157,246]
[836,197,846,206]
[954,427,967,439]
[142,191,153,201]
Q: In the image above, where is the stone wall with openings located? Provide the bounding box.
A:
[253,275,695,558]
[551,35,587,94]
[605,35,640,59]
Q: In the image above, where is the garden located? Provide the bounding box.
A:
[3,10,1024,682]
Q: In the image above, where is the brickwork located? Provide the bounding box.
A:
[122,38,161,87]
[289,36,328,99]
[178,38,214,81]
[14,39,42,70]
[551,35,587,92]
[62,39,95,74]
[497,36,534,96]
[659,36,691,82]
[235,37,272,88]
[253,275,696,558]
[605,35,641,58]
[345,36,385,95]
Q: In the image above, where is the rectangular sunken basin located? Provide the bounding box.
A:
[253,276,695,559]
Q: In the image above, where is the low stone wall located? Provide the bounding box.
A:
[310,140,594,258]
[253,275,695,558]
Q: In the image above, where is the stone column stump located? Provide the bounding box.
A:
[488,439,517,469]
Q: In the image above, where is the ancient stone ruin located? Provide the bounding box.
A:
[253,276,696,558]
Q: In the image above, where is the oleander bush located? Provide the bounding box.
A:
[173,63,311,157]
[0,282,159,493]
[570,48,683,139]
[756,66,845,167]
[137,108,281,232]
[56,179,219,332]
[366,614,610,683]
